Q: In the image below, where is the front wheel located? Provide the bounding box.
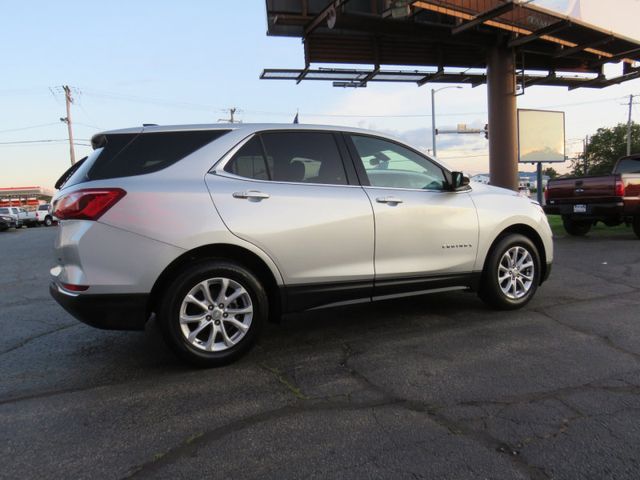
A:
[479,234,541,310]
[562,216,591,236]
[157,260,268,367]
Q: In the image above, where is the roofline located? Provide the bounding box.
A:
[90,123,394,147]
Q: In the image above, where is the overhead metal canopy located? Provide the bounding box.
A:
[263,0,640,89]
[262,0,640,191]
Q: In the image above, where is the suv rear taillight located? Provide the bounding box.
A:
[53,188,126,221]
[544,187,549,202]
[615,178,625,197]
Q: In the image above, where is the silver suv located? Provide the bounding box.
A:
[50,124,553,366]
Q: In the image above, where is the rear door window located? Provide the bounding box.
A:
[224,137,271,180]
[263,132,348,185]
[224,132,348,185]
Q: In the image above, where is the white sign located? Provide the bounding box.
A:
[517,109,566,164]
[567,0,640,42]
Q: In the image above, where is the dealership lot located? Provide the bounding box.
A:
[1,227,640,479]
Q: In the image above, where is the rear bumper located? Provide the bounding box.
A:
[544,201,623,218]
[50,282,149,331]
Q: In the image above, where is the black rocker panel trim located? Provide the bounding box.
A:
[282,272,480,313]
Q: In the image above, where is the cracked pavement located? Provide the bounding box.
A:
[1,227,640,479]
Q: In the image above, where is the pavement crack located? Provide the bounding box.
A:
[0,322,77,357]
[121,399,402,479]
[535,308,640,362]
[260,363,308,400]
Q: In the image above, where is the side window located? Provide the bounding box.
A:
[224,137,270,180]
[261,132,347,185]
[349,135,447,191]
[88,130,228,181]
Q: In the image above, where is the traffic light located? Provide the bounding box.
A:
[484,123,489,139]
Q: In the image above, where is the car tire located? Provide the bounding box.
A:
[44,217,52,227]
[479,234,541,310]
[633,216,640,239]
[562,216,591,236]
[157,260,268,367]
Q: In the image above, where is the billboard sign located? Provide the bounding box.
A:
[517,109,566,164]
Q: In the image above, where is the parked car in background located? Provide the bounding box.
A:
[49,123,553,366]
[17,207,38,227]
[0,207,22,228]
[35,203,56,226]
[544,154,640,237]
[0,212,17,231]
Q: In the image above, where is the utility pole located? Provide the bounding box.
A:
[627,94,634,156]
[431,86,462,157]
[583,134,589,175]
[431,89,436,157]
[61,85,76,165]
[218,107,239,123]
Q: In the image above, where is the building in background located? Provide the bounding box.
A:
[0,186,54,209]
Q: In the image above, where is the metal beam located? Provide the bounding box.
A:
[591,47,640,67]
[508,20,571,48]
[524,71,556,87]
[417,68,444,86]
[568,74,605,90]
[304,0,351,37]
[357,65,380,87]
[553,36,614,58]
[451,1,516,36]
[599,70,640,88]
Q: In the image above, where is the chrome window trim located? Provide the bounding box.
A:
[363,185,472,194]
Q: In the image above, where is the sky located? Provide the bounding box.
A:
[2,0,640,188]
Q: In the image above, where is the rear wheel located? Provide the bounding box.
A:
[479,234,541,310]
[633,216,640,239]
[562,216,591,236]
[44,216,53,227]
[157,260,268,367]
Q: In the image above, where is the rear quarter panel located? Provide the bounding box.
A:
[55,128,284,286]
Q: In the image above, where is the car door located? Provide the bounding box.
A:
[344,133,479,295]
[207,130,375,310]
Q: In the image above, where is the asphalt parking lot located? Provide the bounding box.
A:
[1,226,640,479]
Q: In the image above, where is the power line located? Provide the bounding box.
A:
[0,138,90,145]
[0,122,60,134]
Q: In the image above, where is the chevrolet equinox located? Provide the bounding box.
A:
[50,124,553,366]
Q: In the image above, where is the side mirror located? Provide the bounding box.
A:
[451,171,470,191]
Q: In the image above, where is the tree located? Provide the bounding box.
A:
[571,122,640,176]
[542,166,559,179]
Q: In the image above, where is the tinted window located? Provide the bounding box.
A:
[224,137,270,180]
[88,130,228,180]
[349,135,447,190]
[38,205,49,211]
[0,208,8,214]
[616,158,640,174]
[262,132,347,185]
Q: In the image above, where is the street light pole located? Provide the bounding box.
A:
[431,88,436,157]
[431,86,462,158]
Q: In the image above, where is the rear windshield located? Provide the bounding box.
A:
[38,205,49,211]
[87,130,229,180]
[615,157,640,174]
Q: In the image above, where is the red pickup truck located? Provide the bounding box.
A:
[544,155,640,238]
